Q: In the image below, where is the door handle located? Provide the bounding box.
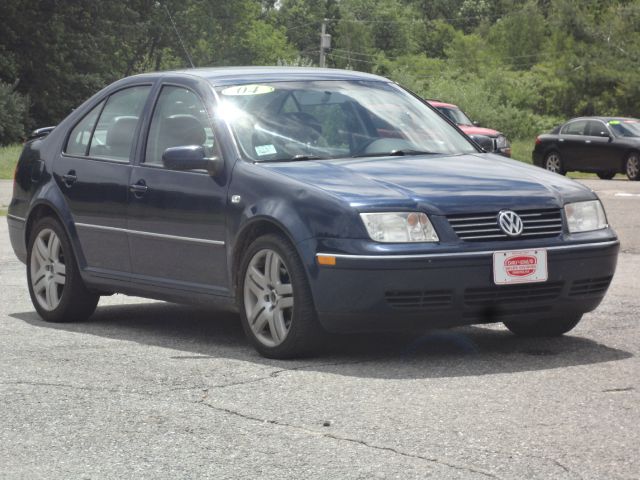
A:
[129,180,148,197]
[558,138,565,142]
[62,170,77,187]
[585,140,591,144]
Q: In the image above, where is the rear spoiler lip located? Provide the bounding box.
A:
[27,126,56,141]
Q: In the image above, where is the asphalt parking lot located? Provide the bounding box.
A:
[0,178,638,479]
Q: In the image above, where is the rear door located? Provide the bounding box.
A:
[53,85,152,274]
[126,82,229,296]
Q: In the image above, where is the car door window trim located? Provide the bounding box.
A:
[75,222,225,246]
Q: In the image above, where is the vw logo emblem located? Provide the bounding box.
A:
[498,210,524,237]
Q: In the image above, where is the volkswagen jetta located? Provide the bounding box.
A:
[7,67,619,358]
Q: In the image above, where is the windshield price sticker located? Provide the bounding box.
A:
[221,85,275,96]
[255,144,277,156]
[493,249,548,285]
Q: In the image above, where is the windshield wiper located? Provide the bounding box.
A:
[258,154,329,163]
[352,149,435,158]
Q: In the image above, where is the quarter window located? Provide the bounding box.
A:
[88,86,151,161]
[145,86,215,166]
[65,101,104,156]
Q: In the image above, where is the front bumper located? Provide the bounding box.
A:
[306,240,619,333]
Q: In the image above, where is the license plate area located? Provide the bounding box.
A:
[493,249,548,285]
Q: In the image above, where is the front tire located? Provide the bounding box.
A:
[27,217,99,323]
[544,151,565,175]
[503,314,582,337]
[625,152,640,181]
[238,233,324,359]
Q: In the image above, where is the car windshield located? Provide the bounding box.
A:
[608,119,640,137]
[436,106,474,126]
[214,80,476,162]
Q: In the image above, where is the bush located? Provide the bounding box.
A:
[0,82,28,146]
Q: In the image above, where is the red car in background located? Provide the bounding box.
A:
[428,100,511,157]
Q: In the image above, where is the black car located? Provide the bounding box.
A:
[533,117,640,180]
[7,68,619,358]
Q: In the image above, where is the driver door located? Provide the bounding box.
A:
[126,83,229,295]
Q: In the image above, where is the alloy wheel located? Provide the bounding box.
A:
[30,228,66,311]
[545,153,561,173]
[243,249,294,347]
[627,154,639,179]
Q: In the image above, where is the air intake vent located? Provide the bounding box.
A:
[464,282,564,306]
[385,289,453,310]
[569,276,613,297]
[448,209,563,241]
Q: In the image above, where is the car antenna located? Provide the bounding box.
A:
[156,2,196,69]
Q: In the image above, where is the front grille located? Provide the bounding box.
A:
[464,281,564,306]
[448,208,563,241]
[569,276,613,297]
[385,289,453,310]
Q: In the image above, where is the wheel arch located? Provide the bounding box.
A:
[24,189,87,269]
[230,216,299,295]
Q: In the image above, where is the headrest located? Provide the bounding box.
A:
[106,116,138,147]
[161,114,206,147]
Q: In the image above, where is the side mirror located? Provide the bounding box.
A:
[598,131,612,140]
[162,145,222,175]
[469,134,494,152]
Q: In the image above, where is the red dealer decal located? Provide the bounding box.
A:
[504,255,538,277]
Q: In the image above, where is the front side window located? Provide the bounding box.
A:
[88,86,151,161]
[65,101,104,156]
[145,86,215,166]
[215,80,476,162]
[585,120,608,137]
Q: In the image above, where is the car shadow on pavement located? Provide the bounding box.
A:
[10,301,633,379]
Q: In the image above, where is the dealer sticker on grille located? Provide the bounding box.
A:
[493,249,548,285]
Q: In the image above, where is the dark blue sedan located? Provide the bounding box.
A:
[7,67,619,358]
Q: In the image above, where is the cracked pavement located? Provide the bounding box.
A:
[0,179,638,479]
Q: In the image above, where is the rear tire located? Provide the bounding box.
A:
[504,314,582,337]
[625,152,640,181]
[27,217,99,323]
[544,151,565,175]
[597,171,616,180]
[238,233,325,359]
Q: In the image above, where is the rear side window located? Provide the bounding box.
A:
[88,86,151,161]
[561,120,587,135]
[65,101,104,156]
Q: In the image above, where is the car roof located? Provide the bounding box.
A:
[566,116,639,123]
[131,67,390,86]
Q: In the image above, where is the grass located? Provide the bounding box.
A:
[0,144,21,180]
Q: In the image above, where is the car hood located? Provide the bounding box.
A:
[458,125,501,137]
[261,153,595,215]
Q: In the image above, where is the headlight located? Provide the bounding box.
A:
[495,134,509,149]
[564,200,608,233]
[360,212,439,243]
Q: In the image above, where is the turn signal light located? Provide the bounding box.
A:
[317,255,336,266]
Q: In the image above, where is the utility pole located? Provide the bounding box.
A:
[319,19,331,68]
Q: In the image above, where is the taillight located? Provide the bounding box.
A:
[535,136,541,145]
